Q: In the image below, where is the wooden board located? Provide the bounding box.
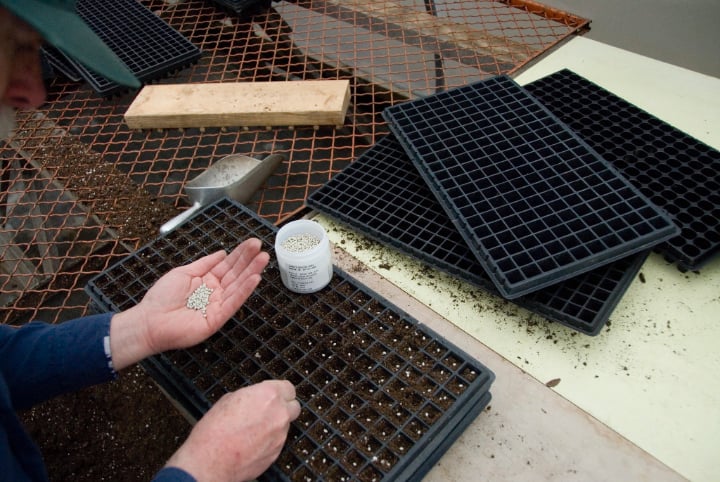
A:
[124,80,351,129]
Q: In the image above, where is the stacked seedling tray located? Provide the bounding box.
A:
[307,134,649,336]
[86,199,495,482]
[308,73,687,335]
[61,0,202,96]
[524,69,720,271]
[41,46,83,82]
[381,75,679,299]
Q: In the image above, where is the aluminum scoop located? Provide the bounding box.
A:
[160,153,284,234]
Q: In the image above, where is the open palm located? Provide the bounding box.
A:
[137,238,269,354]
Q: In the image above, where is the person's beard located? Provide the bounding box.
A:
[0,104,17,141]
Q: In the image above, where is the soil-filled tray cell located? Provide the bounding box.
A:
[381,75,678,299]
[307,134,650,335]
[86,198,494,482]
[67,0,201,96]
[524,68,720,271]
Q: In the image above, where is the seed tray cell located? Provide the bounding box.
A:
[66,0,202,96]
[86,198,495,482]
[382,75,678,299]
[524,69,720,271]
[307,134,648,335]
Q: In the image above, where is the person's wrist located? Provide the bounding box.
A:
[109,305,154,370]
[165,444,222,482]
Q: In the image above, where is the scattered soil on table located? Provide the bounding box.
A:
[19,365,192,482]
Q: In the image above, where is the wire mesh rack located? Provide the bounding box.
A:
[1,0,587,325]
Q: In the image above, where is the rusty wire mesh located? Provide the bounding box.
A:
[0,0,587,325]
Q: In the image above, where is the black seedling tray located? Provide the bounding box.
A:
[208,0,272,16]
[524,69,720,271]
[382,75,679,299]
[65,0,202,96]
[41,46,83,82]
[307,134,648,336]
[86,198,495,482]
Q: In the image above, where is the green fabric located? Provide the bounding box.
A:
[0,0,140,88]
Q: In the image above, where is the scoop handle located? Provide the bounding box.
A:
[159,201,203,235]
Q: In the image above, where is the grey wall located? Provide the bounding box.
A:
[540,0,720,78]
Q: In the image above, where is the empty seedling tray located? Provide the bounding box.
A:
[382,75,679,299]
[86,198,495,482]
[66,0,202,96]
[307,134,649,336]
[209,0,272,16]
[41,46,83,82]
[524,69,720,271]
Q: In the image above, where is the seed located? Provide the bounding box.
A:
[281,233,320,252]
[186,282,213,315]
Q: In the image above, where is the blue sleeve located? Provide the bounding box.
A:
[0,313,117,410]
[152,467,197,482]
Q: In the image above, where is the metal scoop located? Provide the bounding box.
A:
[160,153,284,234]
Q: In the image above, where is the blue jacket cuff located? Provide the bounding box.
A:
[152,466,197,482]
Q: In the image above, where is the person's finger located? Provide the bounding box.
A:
[177,250,227,278]
[210,272,263,324]
[265,379,296,402]
[287,399,301,421]
[213,238,263,284]
[215,251,269,307]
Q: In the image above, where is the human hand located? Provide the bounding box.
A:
[165,380,301,482]
[110,238,269,370]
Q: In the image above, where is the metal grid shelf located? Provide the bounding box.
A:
[86,198,495,481]
[307,133,648,335]
[382,75,679,299]
[524,68,720,271]
[2,0,588,324]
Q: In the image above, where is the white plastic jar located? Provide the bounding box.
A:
[275,219,333,293]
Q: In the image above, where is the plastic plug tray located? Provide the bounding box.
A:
[524,68,720,271]
[65,0,202,96]
[382,75,678,299]
[41,46,83,82]
[86,198,495,482]
[307,134,648,335]
[208,0,271,16]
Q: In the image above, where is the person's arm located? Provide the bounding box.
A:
[0,238,268,410]
[0,313,115,410]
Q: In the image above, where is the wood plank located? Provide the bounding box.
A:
[124,80,351,129]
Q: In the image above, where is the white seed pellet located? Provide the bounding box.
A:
[281,233,320,252]
[186,283,213,315]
